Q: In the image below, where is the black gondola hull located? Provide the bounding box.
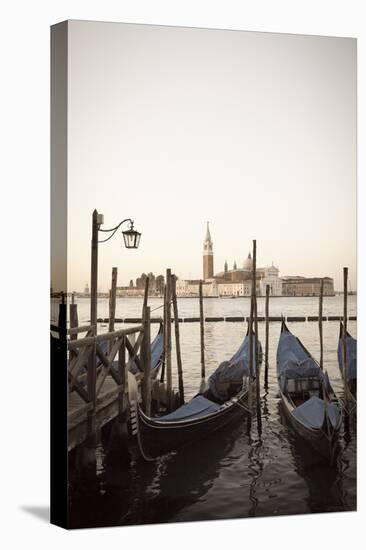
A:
[136,388,251,458]
[277,320,342,463]
[279,390,341,462]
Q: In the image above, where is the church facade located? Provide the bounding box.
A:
[176,223,283,297]
[212,255,283,297]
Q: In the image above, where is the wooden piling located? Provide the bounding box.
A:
[106,335,130,466]
[252,240,262,434]
[58,292,67,340]
[118,336,126,415]
[172,275,185,405]
[69,298,79,360]
[342,267,349,409]
[264,284,270,387]
[319,279,324,370]
[143,276,149,310]
[69,300,78,336]
[165,269,173,411]
[248,294,254,419]
[108,267,117,334]
[86,338,97,450]
[160,284,167,383]
[90,209,99,334]
[199,280,205,391]
[141,306,152,416]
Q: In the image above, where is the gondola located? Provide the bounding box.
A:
[277,320,342,463]
[130,328,261,459]
[337,322,357,399]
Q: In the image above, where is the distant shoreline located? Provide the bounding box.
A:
[65,293,355,299]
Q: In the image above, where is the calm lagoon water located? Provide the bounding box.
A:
[68,295,357,527]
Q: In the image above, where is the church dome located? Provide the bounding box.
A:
[243,252,253,271]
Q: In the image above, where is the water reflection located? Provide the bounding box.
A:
[137,418,248,524]
[278,403,354,514]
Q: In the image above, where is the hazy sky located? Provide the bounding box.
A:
[67,21,356,292]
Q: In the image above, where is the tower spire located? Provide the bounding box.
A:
[203,221,214,280]
[205,221,212,243]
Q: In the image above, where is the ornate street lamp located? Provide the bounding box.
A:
[98,217,142,249]
[122,222,142,249]
[90,210,141,331]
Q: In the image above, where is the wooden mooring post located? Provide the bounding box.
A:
[58,292,66,339]
[342,267,349,410]
[69,294,79,360]
[76,335,97,477]
[165,269,173,411]
[319,279,324,370]
[160,284,167,383]
[252,240,262,434]
[248,292,254,415]
[106,333,129,465]
[141,306,152,416]
[172,274,185,405]
[90,209,99,334]
[143,276,149,310]
[69,293,78,335]
[247,293,254,429]
[118,336,127,415]
[108,267,118,334]
[264,284,270,388]
[199,280,206,392]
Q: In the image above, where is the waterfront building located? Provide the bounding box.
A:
[176,278,219,297]
[116,286,145,297]
[217,281,251,297]
[175,224,334,299]
[259,264,283,296]
[282,276,335,297]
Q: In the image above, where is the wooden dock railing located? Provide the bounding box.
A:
[66,319,148,451]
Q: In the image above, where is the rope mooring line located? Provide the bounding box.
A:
[131,401,157,462]
[150,304,165,313]
[234,397,252,414]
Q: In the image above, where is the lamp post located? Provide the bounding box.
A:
[90,209,141,333]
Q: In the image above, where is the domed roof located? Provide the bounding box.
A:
[243,252,253,270]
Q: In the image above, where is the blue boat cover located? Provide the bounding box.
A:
[292,395,341,429]
[277,330,323,392]
[158,395,220,422]
[157,334,256,421]
[337,332,357,381]
[206,334,257,402]
[150,328,164,372]
[98,326,163,374]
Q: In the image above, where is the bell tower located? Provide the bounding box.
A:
[203,221,214,280]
